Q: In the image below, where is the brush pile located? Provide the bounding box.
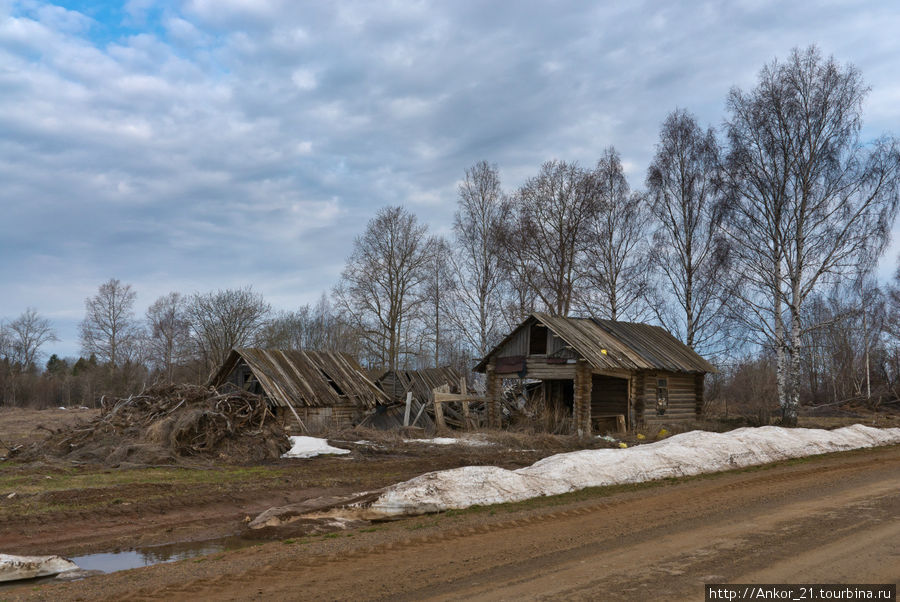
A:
[29,384,290,465]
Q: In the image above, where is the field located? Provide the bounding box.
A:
[0,407,898,600]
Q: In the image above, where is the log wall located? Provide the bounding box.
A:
[573,359,592,437]
[639,371,703,427]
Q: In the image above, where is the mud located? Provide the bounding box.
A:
[1,444,896,600]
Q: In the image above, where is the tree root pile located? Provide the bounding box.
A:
[26,384,290,466]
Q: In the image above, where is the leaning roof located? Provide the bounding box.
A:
[474,313,717,374]
[377,366,463,402]
[209,348,389,408]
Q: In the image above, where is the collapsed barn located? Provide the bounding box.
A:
[375,367,463,404]
[209,348,389,431]
[360,367,463,430]
[475,313,716,436]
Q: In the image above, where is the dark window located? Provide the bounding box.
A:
[656,385,668,415]
[529,323,548,355]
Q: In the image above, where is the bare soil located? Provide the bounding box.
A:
[0,438,896,600]
[0,407,99,450]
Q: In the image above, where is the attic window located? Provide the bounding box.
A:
[529,323,548,355]
[319,369,345,396]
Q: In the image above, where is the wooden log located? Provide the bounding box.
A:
[573,359,592,437]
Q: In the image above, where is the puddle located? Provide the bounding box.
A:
[70,539,233,573]
[0,535,263,591]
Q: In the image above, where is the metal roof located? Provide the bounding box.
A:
[209,348,389,408]
[475,313,717,374]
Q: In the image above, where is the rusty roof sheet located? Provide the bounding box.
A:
[209,348,389,408]
[475,313,716,374]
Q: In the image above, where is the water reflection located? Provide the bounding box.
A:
[70,535,255,573]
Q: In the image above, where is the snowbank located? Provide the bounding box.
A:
[0,554,78,582]
[371,425,900,515]
[281,436,351,459]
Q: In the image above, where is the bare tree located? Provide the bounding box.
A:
[449,161,507,356]
[186,287,271,372]
[422,236,455,367]
[146,292,191,383]
[580,148,653,321]
[80,278,140,368]
[259,307,312,350]
[0,323,11,362]
[501,160,598,316]
[647,110,731,351]
[724,46,900,425]
[6,308,58,371]
[333,206,434,370]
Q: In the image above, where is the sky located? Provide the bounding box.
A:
[1,0,899,360]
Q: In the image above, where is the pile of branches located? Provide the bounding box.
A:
[31,384,290,465]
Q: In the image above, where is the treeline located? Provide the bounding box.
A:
[3,46,900,422]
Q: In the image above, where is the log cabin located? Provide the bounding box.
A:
[474,313,716,436]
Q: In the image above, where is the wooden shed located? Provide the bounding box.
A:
[209,348,389,432]
[474,313,716,436]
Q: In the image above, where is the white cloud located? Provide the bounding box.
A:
[290,68,316,91]
[1,0,899,358]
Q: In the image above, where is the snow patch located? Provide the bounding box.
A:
[403,437,492,446]
[0,554,78,582]
[281,436,351,459]
[372,425,900,516]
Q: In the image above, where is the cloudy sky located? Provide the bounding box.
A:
[2,0,899,359]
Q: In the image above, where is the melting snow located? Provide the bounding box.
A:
[404,437,492,446]
[282,436,351,459]
[371,425,900,516]
[0,554,78,582]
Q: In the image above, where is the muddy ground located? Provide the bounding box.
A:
[1,407,898,600]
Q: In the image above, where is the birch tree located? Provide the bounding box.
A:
[647,110,730,351]
[450,161,506,356]
[146,292,191,382]
[422,236,455,367]
[80,278,140,368]
[725,46,900,425]
[580,148,653,321]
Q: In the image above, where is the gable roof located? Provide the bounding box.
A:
[474,313,716,374]
[209,348,389,408]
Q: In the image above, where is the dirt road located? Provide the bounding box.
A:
[7,444,897,601]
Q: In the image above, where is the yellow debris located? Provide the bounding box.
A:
[618,442,628,448]
[636,434,646,440]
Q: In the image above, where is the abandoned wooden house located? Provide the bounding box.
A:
[474,313,716,436]
[209,348,389,432]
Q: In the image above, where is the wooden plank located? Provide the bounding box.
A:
[433,396,446,430]
[433,392,488,404]
[460,378,470,430]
